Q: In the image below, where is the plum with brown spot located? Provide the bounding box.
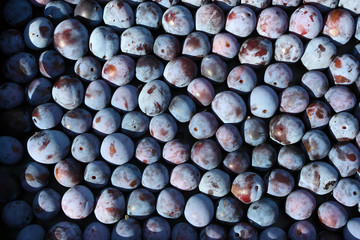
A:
[111,84,138,112]
[138,80,172,117]
[127,188,156,219]
[162,5,194,36]
[333,178,360,207]
[323,9,355,45]
[289,5,323,39]
[212,33,240,59]
[94,187,125,224]
[121,26,153,56]
[225,6,256,37]
[54,158,82,188]
[329,112,359,142]
[329,54,360,85]
[182,31,211,58]
[53,19,88,60]
[302,130,331,160]
[24,17,54,50]
[102,55,135,87]
[264,63,293,89]
[266,169,294,197]
[189,112,219,140]
[27,130,70,164]
[100,133,134,165]
[111,163,142,191]
[231,172,265,204]
[84,160,111,189]
[301,37,337,70]
[156,187,185,219]
[20,162,49,192]
[306,101,330,129]
[199,169,231,198]
[191,139,222,170]
[274,34,304,63]
[212,91,247,124]
[269,114,305,145]
[142,163,169,191]
[256,7,288,39]
[153,34,181,61]
[298,161,338,195]
[329,142,360,177]
[238,37,273,67]
[227,65,257,94]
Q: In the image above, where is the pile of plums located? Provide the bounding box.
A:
[2,0,360,239]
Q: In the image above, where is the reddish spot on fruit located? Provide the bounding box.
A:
[147,86,156,94]
[104,64,117,77]
[96,117,101,123]
[346,154,357,162]
[334,58,342,68]
[25,173,35,181]
[334,75,349,83]
[255,49,267,57]
[228,12,236,20]
[109,143,116,157]
[39,138,50,152]
[139,193,151,201]
[130,180,137,187]
[164,12,176,23]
